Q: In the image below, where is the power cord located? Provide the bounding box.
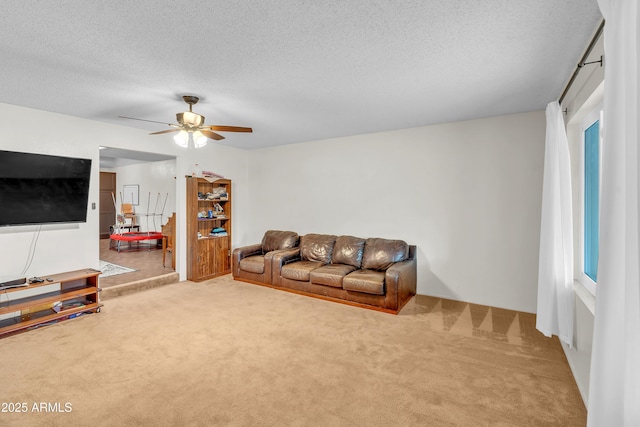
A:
[20,225,42,277]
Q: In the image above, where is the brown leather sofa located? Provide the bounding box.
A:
[233,232,416,314]
[232,230,300,284]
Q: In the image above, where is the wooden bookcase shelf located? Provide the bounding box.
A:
[0,268,102,337]
[186,177,232,281]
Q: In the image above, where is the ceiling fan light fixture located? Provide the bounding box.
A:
[177,111,204,127]
[173,130,189,148]
[193,131,208,148]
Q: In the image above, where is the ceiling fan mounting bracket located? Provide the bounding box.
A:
[182,95,199,111]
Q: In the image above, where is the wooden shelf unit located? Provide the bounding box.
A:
[186,177,232,281]
[0,269,102,337]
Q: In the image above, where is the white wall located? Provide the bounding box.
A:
[0,102,546,314]
[0,102,248,282]
[0,103,103,278]
[245,111,546,313]
[112,159,177,232]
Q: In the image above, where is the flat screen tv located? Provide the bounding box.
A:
[0,150,92,227]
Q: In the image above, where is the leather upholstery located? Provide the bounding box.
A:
[239,255,265,274]
[343,269,386,295]
[300,234,337,264]
[232,231,300,285]
[310,264,357,288]
[361,238,409,271]
[237,231,417,313]
[281,260,324,282]
[332,235,365,268]
[261,230,300,253]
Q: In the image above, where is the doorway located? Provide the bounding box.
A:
[99,147,177,287]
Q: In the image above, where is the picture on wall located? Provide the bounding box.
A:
[123,184,139,205]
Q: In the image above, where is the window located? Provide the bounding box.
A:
[583,119,600,283]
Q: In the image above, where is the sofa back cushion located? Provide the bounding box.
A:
[361,238,409,271]
[300,234,337,264]
[261,230,299,253]
[332,235,366,268]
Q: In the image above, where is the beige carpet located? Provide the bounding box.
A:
[0,275,585,426]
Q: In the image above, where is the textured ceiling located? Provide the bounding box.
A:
[0,1,602,150]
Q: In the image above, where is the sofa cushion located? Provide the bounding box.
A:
[261,230,299,253]
[332,236,365,268]
[300,234,337,264]
[343,270,386,295]
[239,255,266,274]
[281,260,324,282]
[310,264,357,288]
[361,238,409,271]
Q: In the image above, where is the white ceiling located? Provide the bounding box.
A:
[0,1,601,150]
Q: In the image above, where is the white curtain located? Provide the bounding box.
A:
[588,1,640,425]
[536,101,574,347]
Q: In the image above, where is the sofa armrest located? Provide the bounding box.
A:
[271,248,301,286]
[385,257,417,311]
[232,243,263,276]
[263,248,300,284]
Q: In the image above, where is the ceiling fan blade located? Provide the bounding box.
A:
[118,115,174,126]
[201,130,226,141]
[207,125,253,133]
[149,129,180,135]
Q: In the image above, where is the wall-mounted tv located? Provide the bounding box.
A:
[0,150,92,227]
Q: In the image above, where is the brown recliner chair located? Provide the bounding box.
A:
[232,230,300,284]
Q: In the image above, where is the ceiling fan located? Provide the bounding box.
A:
[119,95,252,148]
